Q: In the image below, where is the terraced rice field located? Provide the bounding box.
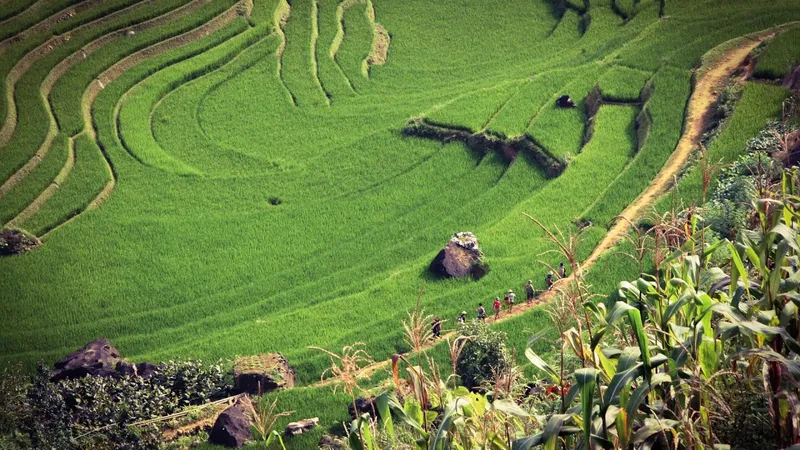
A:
[1,0,800,396]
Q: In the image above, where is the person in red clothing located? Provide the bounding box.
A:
[493,296,502,320]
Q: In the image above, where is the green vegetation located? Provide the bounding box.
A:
[0,134,69,224]
[1,0,800,448]
[657,82,790,211]
[19,134,109,235]
[280,0,328,106]
[597,64,651,101]
[754,27,800,79]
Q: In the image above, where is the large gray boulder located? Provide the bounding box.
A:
[209,396,254,448]
[51,339,122,381]
[430,232,488,280]
[52,339,161,381]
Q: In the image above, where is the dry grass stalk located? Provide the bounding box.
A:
[249,396,293,445]
[309,343,374,401]
[525,213,596,365]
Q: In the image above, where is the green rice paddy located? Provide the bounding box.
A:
[1,0,799,404]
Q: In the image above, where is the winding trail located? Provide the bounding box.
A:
[310,28,782,389]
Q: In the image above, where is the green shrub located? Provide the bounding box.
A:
[0,359,230,449]
[455,320,512,390]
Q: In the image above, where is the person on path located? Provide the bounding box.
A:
[493,297,502,320]
[546,271,554,290]
[525,280,535,304]
[558,262,567,279]
[507,289,516,312]
[432,317,442,338]
[457,311,467,324]
[477,303,486,321]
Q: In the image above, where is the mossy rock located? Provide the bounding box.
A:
[232,353,295,395]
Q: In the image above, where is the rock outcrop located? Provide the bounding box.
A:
[556,95,576,108]
[52,339,161,381]
[0,228,40,256]
[115,360,161,379]
[52,339,123,381]
[348,397,377,420]
[209,396,254,448]
[285,417,319,435]
[430,232,488,279]
[233,353,295,395]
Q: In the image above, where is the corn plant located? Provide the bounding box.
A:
[517,169,800,450]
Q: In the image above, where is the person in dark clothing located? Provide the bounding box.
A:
[457,311,467,324]
[558,262,567,279]
[546,271,554,290]
[477,303,486,321]
[525,280,535,303]
[432,317,442,338]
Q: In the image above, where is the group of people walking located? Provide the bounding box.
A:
[430,263,569,339]
[447,262,569,331]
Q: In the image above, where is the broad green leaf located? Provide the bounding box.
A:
[770,223,799,252]
[663,294,692,327]
[512,433,543,450]
[597,348,617,380]
[404,397,424,428]
[698,336,719,380]
[493,398,530,418]
[375,392,395,442]
[627,309,651,376]
[632,418,679,444]
[729,242,750,299]
[526,348,560,384]
[575,368,599,450]
[617,347,641,373]
[431,401,459,450]
[625,380,650,421]
[603,365,642,407]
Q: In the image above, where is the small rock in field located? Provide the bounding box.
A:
[285,417,319,435]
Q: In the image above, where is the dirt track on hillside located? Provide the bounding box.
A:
[310,28,783,389]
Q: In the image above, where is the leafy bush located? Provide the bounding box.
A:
[519,169,800,450]
[0,359,230,449]
[701,81,743,146]
[455,321,512,390]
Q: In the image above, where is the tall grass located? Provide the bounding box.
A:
[19,133,109,235]
[584,66,691,226]
[0,133,69,224]
[335,1,374,93]
[597,64,652,102]
[527,64,608,159]
[316,0,356,100]
[656,82,791,211]
[280,0,328,107]
[754,27,800,79]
